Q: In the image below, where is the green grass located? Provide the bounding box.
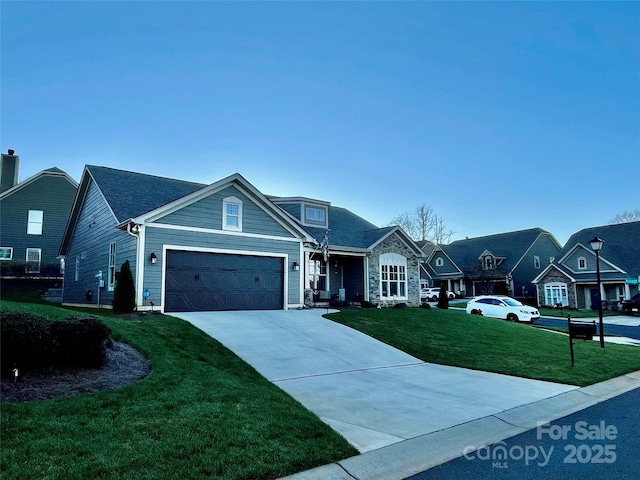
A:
[327,308,640,387]
[1,301,357,480]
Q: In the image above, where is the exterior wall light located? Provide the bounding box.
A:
[292,261,299,271]
[150,252,157,264]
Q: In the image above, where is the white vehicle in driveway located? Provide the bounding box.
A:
[420,287,455,302]
[466,295,540,322]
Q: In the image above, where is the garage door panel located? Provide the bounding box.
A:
[165,251,284,312]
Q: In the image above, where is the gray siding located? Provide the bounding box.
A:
[142,226,302,308]
[0,173,77,275]
[158,186,294,238]
[62,180,137,305]
[512,233,562,296]
[274,202,301,222]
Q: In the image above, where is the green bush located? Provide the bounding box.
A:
[112,260,136,314]
[0,311,112,376]
[51,317,112,368]
[0,312,52,376]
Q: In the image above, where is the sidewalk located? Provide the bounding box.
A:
[280,369,640,480]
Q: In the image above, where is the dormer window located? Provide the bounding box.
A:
[303,204,328,227]
[577,256,587,270]
[482,255,494,270]
[435,257,444,267]
[223,196,242,232]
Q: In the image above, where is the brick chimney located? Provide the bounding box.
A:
[1,149,20,194]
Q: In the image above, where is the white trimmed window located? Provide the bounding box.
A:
[108,242,116,291]
[435,257,444,267]
[545,282,568,306]
[482,255,494,270]
[534,256,541,269]
[223,196,242,231]
[0,247,12,260]
[577,256,587,270]
[380,253,408,299]
[304,205,327,227]
[27,210,43,235]
[307,259,327,291]
[26,248,42,273]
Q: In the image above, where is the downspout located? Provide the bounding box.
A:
[125,222,144,309]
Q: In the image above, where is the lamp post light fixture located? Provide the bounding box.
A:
[589,236,605,348]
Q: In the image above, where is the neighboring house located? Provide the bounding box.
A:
[421,228,562,299]
[59,166,423,312]
[532,222,640,310]
[0,150,78,284]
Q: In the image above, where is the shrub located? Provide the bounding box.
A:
[420,302,431,309]
[361,301,376,308]
[113,260,136,314]
[437,282,449,309]
[51,317,112,368]
[329,300,350,308]
[393,302,407,309]
[0,312,52,375]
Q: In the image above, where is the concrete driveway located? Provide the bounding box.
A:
[174,309,577,453]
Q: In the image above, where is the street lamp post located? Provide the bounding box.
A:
[589,236,605,348]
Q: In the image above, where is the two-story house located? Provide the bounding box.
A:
[0,150,78,288]
[421,228,562,300]
[532,222,640,310]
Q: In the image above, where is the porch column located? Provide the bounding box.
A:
[624,283,631,300]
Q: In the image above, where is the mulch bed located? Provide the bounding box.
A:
[1,342,151,403]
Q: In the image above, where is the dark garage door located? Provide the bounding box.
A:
[165,251,284,312]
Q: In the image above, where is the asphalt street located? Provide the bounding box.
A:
[535,316,640,341]
[407,387,640,480]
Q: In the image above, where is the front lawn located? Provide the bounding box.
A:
[1,301,357,480]
[327,308,640,387]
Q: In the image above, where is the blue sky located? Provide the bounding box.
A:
[2,1,638,245]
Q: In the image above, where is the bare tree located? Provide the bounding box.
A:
[609,210,640,224]
[389,204,454,244]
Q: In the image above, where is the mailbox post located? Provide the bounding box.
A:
[567,315,597,366]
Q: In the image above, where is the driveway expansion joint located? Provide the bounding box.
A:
[271,361,426,383]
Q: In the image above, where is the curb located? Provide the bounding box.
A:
[279,370,640,480]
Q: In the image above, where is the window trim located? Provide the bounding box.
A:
[303,204,328,227]
[435,257,444,267]
[25,248,42,273]
[108,242,116,291]
[545,282,569,307]
[222,196,243,232]
[75,256,80,281]
[577,256,587,270]
[0,247,13,261]
[379,253,408,300]
[27,210,44,235]
[534,256,541,269]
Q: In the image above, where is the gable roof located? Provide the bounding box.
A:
[560,221,640,276]
[87,165,204,222]
[0,166,77,200]
[441,228,557,272]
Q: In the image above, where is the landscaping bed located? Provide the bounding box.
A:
[0,301,357,480]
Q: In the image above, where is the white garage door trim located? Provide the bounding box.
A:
[160,245,289,313]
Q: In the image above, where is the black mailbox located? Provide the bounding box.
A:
[569,321,597,340]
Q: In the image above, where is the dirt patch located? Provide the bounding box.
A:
[1,342,151,403]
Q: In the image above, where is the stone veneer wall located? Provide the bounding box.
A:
[368,233,421,306]
[536,269,577,309]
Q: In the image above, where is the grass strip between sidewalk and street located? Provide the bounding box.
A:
[326,308,640,387]
[1,301,357,480]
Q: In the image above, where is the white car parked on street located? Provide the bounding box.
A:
[465,295,540,322]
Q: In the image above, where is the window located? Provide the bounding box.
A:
[577,256,587,270]
[482,255,494,270]
[108,242,116,291]
[75,256,80,281]
[380,253,408,299]
[308,259,327,291]
[435,257,444,267]
[0,247,12,260]
[25,248,41,273]
[304,205,327,226]
[545,282,568,306]
[223,196,242,231]
[534,256,541,269]
[27,210,43,235]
